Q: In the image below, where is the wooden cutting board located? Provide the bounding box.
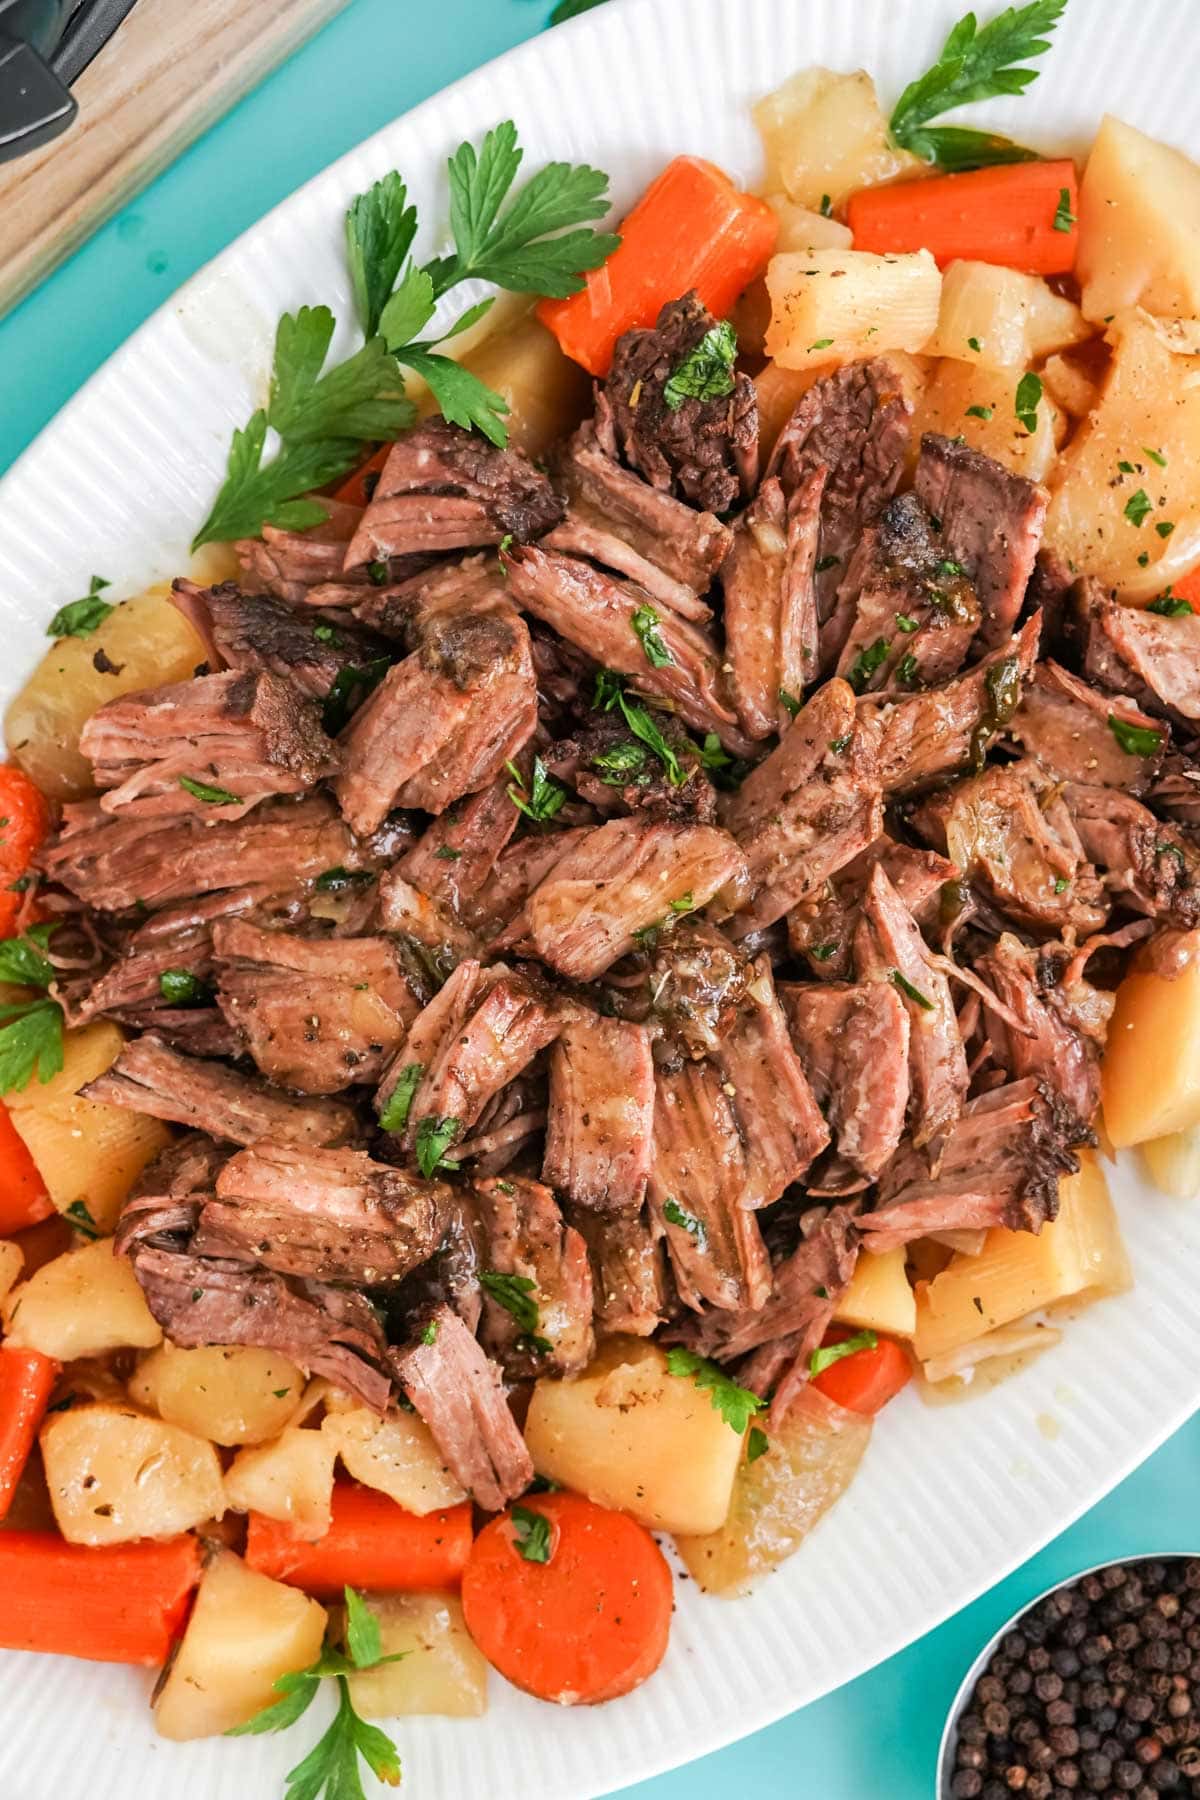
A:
[0,0,350,317]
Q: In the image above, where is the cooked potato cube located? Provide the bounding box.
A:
[922,1319,1063,1386]
[524,1337,743,1535]
[5,588,206,801]
[913,1153,1131,1363]
[0,1240,22,1304]
[1045,310,1200,601]
[766,195,853,254]
[7,1020,172,1232]
[924,261,1090,369]
[224,1427,337,1539]
[129,1344,304,1447]
[431,305,590,460]
[347,1592,487,1718]
[1141,1124,1200,1199]
[1041,350,1100,421]
[835,1247,916,1337]
[675,1387,871,1594]
[322,1403,466,1514]
[914,357,1063,482]
[754,68,924,211]
[155,1549,327,1740]
[765,248,941,370]
[1078,115,1200,324]
[40,1401,224,1545]
[1103,934,1200,1146]
[2,1236,161,1359]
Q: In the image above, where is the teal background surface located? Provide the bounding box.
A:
[0,2,1195,1794]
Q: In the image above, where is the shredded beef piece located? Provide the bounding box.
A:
[787,834,958,978]
[132,1246,391,1412]
[862,610,1042,794]
[83,1034,357,1147]
[79,670,336,821]
[375,873,480,967]
[344,419,563,568]
[1010,658,1164,791]
[212,919,421,1094]
[503,815,747,981]
[40,793,362,914]
[543,710,717,824]
[1092,593,1200,723]
[504,543,752,754]
[190,1142,449,1285]
[710,956,828,1207]
[543,1008,655,1212]
[864,1077,1086,1253]
[1064,782,1200,927]
[912,433,1047,650]
[391,1304,533,1511]
[719,677,883,936]
[171,580,392,701]
[234,499,366,604]
[644,918,754,1058]
[782,980,910,1185]
[602,292,758,511]
[473,1175,594,1377]
[831,490,980,689]
[854,863,967,1147]
[377,958,561,1158]
[768,356,914,631]
[647,1059,771,1312]
[335,584,536,830]
[464,829,592,939]
[566,1204,666,1337]
[724,465,825,737]
[114,1132,230,1256]
[398,775,520,914]
[978,934,1105,1121]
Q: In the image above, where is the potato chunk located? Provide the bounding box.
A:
[347,1592,488,1719]
[835,1247,916,1338]
[913,1153,1131,1363]
[1141,1124,1200,1199]
[1078,115,1200,324]
[924,261,1090,369]
[2,1236,161,1359]
[7,1020,172,1232]
[1045,310,1200,600]
[914,358,1063,482]
[675,1387,871,1594]
[1103,935,1200,1146]
[5,587,206,801]
[322,1402,466,1514]
[754,68,923,211]
[155,1549,327,1740]
[765,248,941,370]
[524,1337,743,1535]
[224,1427,337,1539]
[40,1401,224,1545]
[446,308,591,460]
[129,1344,304,1447]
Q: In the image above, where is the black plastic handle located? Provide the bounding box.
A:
[0,28,75,163]
[52,0,137,88]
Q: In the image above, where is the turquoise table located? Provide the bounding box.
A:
[1,2,1196,1793]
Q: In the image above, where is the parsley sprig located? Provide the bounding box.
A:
[506,756,568,824]
[379,1062,424,1134]
[889,1,1068,171]
[0,924,64,1097]
[193,124,618,546]
[662,321,737,411]
[480,1270,553,1355]
[228,1586,404,1799]
[47,575,113,640]
[665,1347,765,1435]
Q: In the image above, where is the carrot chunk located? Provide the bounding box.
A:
[461,1490,673,1705]
[0,1103,52,1233]
[847,159,1079,274]
[811,1326,912,1416]
[0,1347,58,1520]
[0,1531,201,1664]
[538,155,778,376]
[333,444,392,510]
[0,766,50,938]
[245,1482,472,1596]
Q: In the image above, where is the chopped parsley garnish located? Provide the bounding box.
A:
[810,1329,878,1377]
[663,320,738,411]
[312,624,339,644]
[967,336,983,352]
[1143,445,1168,467]
[663,1198,707,1245]
[1156,520,1176,539]
[630,604,674,668]
[159,968,210,1006]
[314,866,374,892]
[179,775,241,807]
[895,613,920,633]
[829,733,852,755]
[506,755,568,824]
[1138,553,1151,568]
[779,686,802,719]
[888,0,1065,170]
[965,404,993,420]
[1052,186,1076,232]
[591,740,649,781]
[322,656,393,735]
[47,575,113,640]
[847,636,890,692]
[367,560,390,585]
[479,1271,551,1353]
[379,1062,424,1133]
[1123,488,1153,527]
[746,1426,770,1464]
[414,1114,461,1178]
[593,671,686,786]
[421,1320,439,1346]
[434,845,463,860]
[64,1200,101,1240]
[810,942,838,961]
[1107,714,1163,757]
[1157,841,1188,870]
[511,1504,554,1563]
[891,968,934,1010]
[1053,875,1070,894]
[665,1348,765,1434]
[814,555,840,573]
[227,1584,405,1793]
[808,338,835,352]
[1148,592,1194,616]
[669,892,695,913]
[895,651,920,688]
[1014,371,1042,435]
[819,194,833,217]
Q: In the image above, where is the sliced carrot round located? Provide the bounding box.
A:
[0,766,49,938]
[461,1490,673,1705]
